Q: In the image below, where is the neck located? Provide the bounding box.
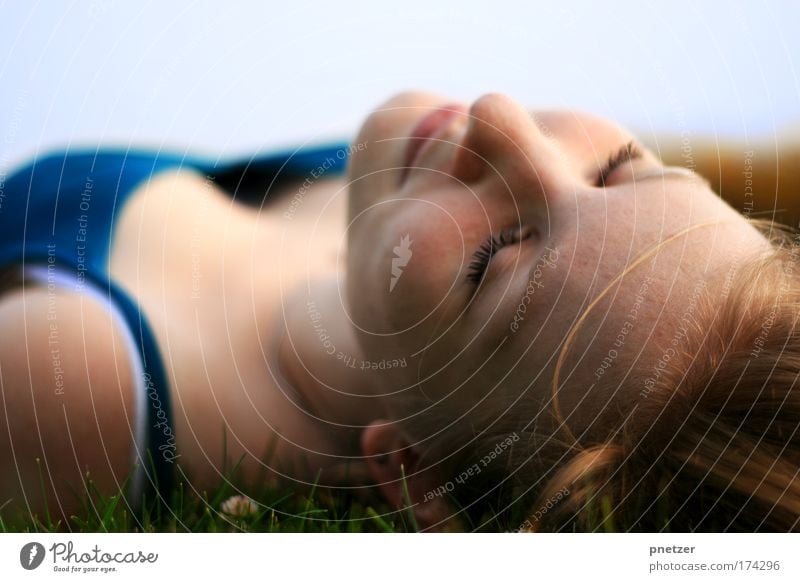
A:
[277,275,389,427]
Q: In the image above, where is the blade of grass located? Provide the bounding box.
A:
[399,464,419,532]
[298,472,321,533]
[100,494,121,529]
[35,457,53,530]
[366,507,395,533]
[600,496,615,533]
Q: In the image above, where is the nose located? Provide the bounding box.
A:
[451,93,574,198]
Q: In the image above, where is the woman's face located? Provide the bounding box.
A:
[345,91,768,436]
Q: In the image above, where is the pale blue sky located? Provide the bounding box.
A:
[1,0,798,167]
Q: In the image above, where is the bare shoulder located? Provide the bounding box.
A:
[0,284,136,519]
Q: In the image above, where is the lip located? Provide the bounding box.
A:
[400,103,467,185]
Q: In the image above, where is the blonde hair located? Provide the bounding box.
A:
[404,219,800,531]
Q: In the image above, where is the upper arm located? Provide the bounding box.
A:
[0,283,137,521]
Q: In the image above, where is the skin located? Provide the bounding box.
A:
[341,91,771,525]
[345,90,769,411]
[0,90,771,527]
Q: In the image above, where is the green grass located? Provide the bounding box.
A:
[0,459,643,533]
[2,466,552,532]
[1,481,413,534]
[0,460,415,533]
[1,481,716,533]
[0,470,632,533]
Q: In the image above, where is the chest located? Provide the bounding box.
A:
[107,170,346,376]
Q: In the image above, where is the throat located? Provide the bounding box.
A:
[276,276,387,427]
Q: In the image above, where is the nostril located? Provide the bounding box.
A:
[451,134,488,183]
[451,110,506,182]
[452,96,575,197]
[450,94,526,183]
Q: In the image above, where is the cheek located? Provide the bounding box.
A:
[347,200,477,351]
[384,205,482,332]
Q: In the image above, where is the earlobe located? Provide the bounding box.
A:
[361,420,459,530]
[361,420,413,508]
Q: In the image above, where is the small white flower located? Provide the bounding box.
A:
[220,495,258,518]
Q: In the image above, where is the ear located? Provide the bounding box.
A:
[361,420,457,531]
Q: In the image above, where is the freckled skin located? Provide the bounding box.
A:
[345,91,770,436]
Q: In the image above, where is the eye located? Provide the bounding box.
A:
[466,227,524,288]
[595,141,643,187]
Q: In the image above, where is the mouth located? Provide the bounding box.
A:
[399,103,467,185]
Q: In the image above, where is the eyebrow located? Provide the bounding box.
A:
[634,166,712,188]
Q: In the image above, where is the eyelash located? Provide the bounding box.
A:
[464,143,639,288]
[466,228,520,286]
[596,141,642,187]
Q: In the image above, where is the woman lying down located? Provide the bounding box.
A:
[1,91,798,531]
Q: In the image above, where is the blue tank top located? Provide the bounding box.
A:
[0,143,351,512]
